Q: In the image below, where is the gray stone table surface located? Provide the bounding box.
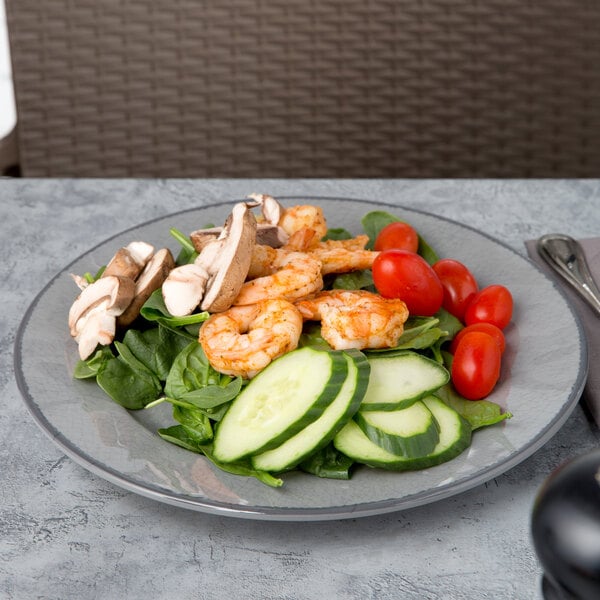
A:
[2,178,600,599]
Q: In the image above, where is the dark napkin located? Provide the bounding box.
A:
[526,237,600,426]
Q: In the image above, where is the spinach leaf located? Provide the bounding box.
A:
[178,381,242,410]
[435,384,512,430]
[122,325,190,381]
[170,227,199,265]
[426,308,464,362]
[324,227,353,241]
[158,424,212,451]
[299,443,354,480]
[73,346,114,379]
[173,405,214,438]
[298,322,331,350]
[435,308,463,341]
[82,265,106,284]
[365,316,443,355]
[361,210,439,264]
[158,425,283,487]
[200,445,284,488]
[330,269,374,291]
[96,351,162,409]
[396,316,439,342]
[164,342,242,415]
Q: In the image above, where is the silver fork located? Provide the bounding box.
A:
[537,234,600,318]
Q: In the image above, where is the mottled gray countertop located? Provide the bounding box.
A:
[2,179,600,600]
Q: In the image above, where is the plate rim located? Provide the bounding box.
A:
[13,196,589,521]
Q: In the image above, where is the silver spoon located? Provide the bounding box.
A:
[537,233,600,318]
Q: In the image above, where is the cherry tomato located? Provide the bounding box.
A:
[372,249,443,316]
[464,284,513,329]
[432,258,479,321]
[374,222,419,253]
[449,322,506,355]
[451,331,502,400]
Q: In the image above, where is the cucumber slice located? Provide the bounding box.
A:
[252,350,370,472]
[212,347,348,463]
[355,401,439,457]
[360,351,449,411]
[334,396,472,471]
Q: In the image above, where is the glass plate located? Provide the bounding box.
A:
[14,197,587,521]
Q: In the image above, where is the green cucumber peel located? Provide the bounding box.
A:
[251,350,369,473]
[213,348,349,462]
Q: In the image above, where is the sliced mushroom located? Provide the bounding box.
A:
[162,263,210,317]
[68,275,136,337]
[246,193,284,226]
[198,202,257,312]
[102,241,155,280]
[256,223,289,247]
[70,273,90,291]
[76,308,117,360]
[68,275,136,359]
[189,227,223,252]
[117,248,176,327]
[190,222,287,251]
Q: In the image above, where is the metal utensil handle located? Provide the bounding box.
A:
[537,234,600,318]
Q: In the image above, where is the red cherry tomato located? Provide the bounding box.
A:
[464,284,513,329]
[449,322,506,355]
[372,249,443,316]
[432,258,479,321]
[451,331,502,400]
[374,222,419,253]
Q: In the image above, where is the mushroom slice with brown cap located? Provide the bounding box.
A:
[117,248,176,327]
[191,222,287,252]
[102,241,155,280]
[189,227,223,252]
[198,202,257,312]
[256,224,289,248]
[246,193,284,226]
[162,263,210,317]
[68,275,136,359]
[162,202,257,315]
[68,275,136,337]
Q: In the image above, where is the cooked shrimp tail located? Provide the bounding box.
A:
[199,298,303,378]
[295,290,408,350]
[235,251,323,305]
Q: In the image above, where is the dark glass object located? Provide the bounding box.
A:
[531,450,600,600]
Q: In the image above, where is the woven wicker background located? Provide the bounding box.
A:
[6,0,600,177]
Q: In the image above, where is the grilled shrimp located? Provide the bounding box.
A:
[247,244,279,279]
[295,289,408,350]
[283,230,378,275]
[247,194,328,243]
[308,235,379,275]
[251,231,378,279]
[199,298,303,378]
[279,205,328,242]
[234,251,323,305]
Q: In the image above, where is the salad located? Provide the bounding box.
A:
[69,195,512,487]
